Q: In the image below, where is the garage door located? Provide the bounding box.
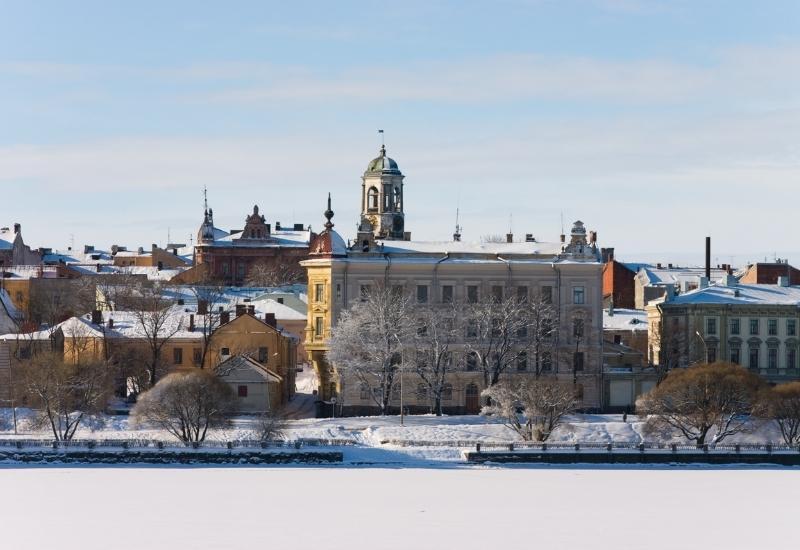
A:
[609,380,633,407]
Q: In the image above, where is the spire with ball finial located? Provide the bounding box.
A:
[324,192,334,230]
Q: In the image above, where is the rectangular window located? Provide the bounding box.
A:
[706,318,717,335]
[172,347,183,365]
[789,319,797,337]
[768,347,778,369]
[237,263,246,279]
[315,283,325,302]
[573,318,585,338]
[391,285,404,298]
[416,285,429,304]
[573,352,584,372]
[315,317,324,339]
[466,319,478,338]
[491,318,501,337]
[517,286,528,303]
[466,352,478,371]
[749,346,759,369]
[336,284,342,300]
[467,285,479,304]
[788,348,797,370]
[221,263,230,276]
[542,352,553,372]
[442,384,453,401]
[221,347,230,356]
[768,319,778,336]
[491,285,503,302]
[573,286,585,305]
[730,347,740,365]
[237,385,248,398]
[749,319,759,335]
[193,347,202,365]
[541,286,553,304]
[516,352,527,371]
[441,285,454,304]
[417,319,428,337]
[258,347,268,363]
[360,384,370,400]
[730,318,740,335]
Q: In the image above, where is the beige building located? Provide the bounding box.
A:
[647,276,800,383]
[302,149,605,415]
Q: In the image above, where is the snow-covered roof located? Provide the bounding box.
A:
[603,309,648,331]
[664,283,800,306]
[0,227,15,250]
[638,266,728,286]
[377,239,566,256]
[204,229,311,249]
[0,266,62,279]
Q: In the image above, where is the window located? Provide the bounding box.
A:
[237,263,246,279]
[730,346,741,365]
[315,283,325,302]
[706,318,717,335]
[788,348,797,370]
[768,319,778,336]
[573,352,585,372]
[221,263,230,276]
[193,347,202,365]
[573,286,585,305]
[730,318,740,335]
[541,286,553,304]
[466,319,478,338]
[517,286,528,303]
[491,285,503,302]
[415,350,428,367]
[391,285,404,298]
[221,347,230,356]
[707,346,717,363]
[441,285,454,304]
[789,319,797,337]
[315,317,324,339]
[237,385,248,398]
[541,352,553,372]
[491,318,501,337]
[768,347,778,369]
[542,318,553,338]
[417,319,428,337]
[172,347,183,365]
[442,384,453,401]
[360,383,370,400]
[416,285,428,304]
[467,285,479,304]
[466,352,478,371]
[516,352,528,371]
[367,187,379,211]
[749,346,759,369]
[258,347,268,363]
[749,319,759,335]
[573,318,584,338]
[360,284,371,301]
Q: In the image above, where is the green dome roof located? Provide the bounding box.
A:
[366,145,400,174]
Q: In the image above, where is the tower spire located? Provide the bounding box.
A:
[324,193,334,231]
[453,208,462,242]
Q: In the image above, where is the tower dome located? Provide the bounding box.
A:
[366,145,401,174]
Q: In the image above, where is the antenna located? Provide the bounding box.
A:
[509,213,513,234]
[203,185,208,212]
[167,227,171,246]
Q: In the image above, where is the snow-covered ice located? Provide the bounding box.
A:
[0,466,798,550]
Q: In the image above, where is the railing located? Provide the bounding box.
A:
[0,437,357,451]
[382,439,800,453]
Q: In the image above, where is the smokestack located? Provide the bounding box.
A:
[705,236,711,280]
[189,314,195,332]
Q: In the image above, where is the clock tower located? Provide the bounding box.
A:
[360,145,408,241]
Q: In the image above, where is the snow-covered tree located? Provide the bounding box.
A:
[637,362,766,445]
[131,370,234,443]
[482,377,575,441]
[412,302,460,415]
[245,260,303,287]
[766,381,800,445]
[327,284,413,414]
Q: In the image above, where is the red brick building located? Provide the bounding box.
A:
[739,261,800,285]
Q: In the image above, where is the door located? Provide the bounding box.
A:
[465,383,480,414]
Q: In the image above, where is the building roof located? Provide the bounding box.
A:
[603,308,648,331]
[637,266,729,287]
[216,354,282,383]
[662,282,800,306]
[366,145,401,174]
[202,229,311,249]
[0,227,15,251]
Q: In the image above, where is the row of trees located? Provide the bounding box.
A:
[328,284,574,415]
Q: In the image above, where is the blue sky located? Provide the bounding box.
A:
[1,1,799,266]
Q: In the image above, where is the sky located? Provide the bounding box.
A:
[1,0,799,267]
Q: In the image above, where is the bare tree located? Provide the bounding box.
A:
[28,279,96,347]
[327,284,413,414]
[464,295,529,388]
[188,281,227,369]
[245,260,303,287]
[412,302,460,415]
[131,370,234,443]
[21,352,112,440]
[482,377,575,441]
[766,382,800,445]
[637,362,766,445]
[521,291,558,377]
[250,409,287,442]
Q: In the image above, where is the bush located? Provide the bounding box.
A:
[131,371,234,443]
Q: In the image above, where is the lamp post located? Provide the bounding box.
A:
[694,330,707,364]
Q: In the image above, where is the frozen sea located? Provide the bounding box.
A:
[1,466,798,550]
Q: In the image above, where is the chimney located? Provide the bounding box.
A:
[84,245,94,254]
[220,311,230,324]
[265,313,276,327]
[294,223,304,231]
[235,304,246,317]
[705,236,711,280]
[588,231,597,244]
[13,223,20,234]
[601,247,614,263]
[506,233,513,243]
[778,276,790,287]
[107,318,114,329]
[137,246,144,255]
[668,263,673,269]
[525,234,535,243]
[198,300,208,315]
[111,244,119,255]
[91,310,102,325]
[189,314,195,332]
[95,263,101,273]
[453,230,461,242]
[657,263,662,269]
[247,305,255,315]
[275,222,281,231]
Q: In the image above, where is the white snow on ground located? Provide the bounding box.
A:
[0,467,798,550]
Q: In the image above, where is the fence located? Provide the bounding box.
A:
[382,439,800,453]
[0,437,357,452]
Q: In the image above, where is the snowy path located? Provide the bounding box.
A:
[1,467,798,550]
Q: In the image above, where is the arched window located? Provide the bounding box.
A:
[393,187,402,211]
[367,187,379,211]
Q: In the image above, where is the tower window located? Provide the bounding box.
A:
[367,187,379,211]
